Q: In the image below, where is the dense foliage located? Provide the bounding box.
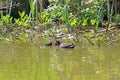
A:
[0,0,120,45]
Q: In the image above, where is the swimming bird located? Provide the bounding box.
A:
[45,42,53,46]
[45,40,58,46]
[55,40,75,48]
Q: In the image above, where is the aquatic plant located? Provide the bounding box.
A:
[113,14,120,24]
[15,11,31,28]
[29,0,35,28]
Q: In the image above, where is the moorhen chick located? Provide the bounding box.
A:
[45,42,53,46]
[45,40,58,46]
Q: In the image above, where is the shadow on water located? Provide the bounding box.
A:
[0,43,120,80]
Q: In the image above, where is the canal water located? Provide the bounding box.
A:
[0,43,120,80]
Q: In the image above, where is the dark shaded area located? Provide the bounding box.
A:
[102,0,120,22]
[116,0,120,14]
[10,0,50,19]
[42,0,50,9]
[10,0,30,19]
[103,14,108,21]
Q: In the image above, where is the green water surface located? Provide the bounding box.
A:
[0,43,120,80]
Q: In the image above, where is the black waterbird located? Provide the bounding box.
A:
[45,42,53,46]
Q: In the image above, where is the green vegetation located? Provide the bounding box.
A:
[0,0,120,45]
[0,1,120,80]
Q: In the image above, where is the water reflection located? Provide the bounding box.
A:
[0,43,120,80]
